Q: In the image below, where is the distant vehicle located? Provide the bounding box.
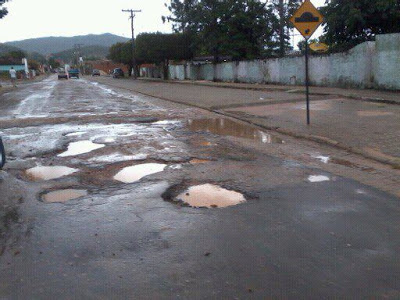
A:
[58,70,68,80]
[68,69,80,79]
[92,69,101,76]
[112,68,124,78]
[0,137,5,169]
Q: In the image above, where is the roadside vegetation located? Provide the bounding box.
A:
[107,0,400,77]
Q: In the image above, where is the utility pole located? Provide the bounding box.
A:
[122,9,142,79]
[278,0,285,57]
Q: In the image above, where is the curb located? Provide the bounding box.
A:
[92,78,400,169]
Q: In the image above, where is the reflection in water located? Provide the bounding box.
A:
[43,189,88,203]
[176,184,246,208]
[26,166,78,181]
[187,118,283,144]
[114,163,167,183]
[58,140,105,157]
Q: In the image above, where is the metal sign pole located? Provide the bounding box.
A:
[305,38,310,125]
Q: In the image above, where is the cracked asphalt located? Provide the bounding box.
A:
[0,75,399,299]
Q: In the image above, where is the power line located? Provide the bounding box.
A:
[122,9,142,79]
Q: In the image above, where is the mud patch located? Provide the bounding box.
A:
[42,189,88,203]
[174,184,246,208]
[190,159,211,164]
[58,140,105,157]
[187,118,283,144]
[114,163,167,183]
[26,166,78,181]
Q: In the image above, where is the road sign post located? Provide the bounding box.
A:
[290,0,323,125]
[305,39,310,125]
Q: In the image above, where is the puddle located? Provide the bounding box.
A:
[42,189,88,203]
[314,155,330,164]
[176,184,246,208]
[308,175,330,183]
[89,153,148,163]
[26,166,79,181]
[66,131,86,137]
[114,163,167,183]
[187,119,283,144]
[58,140,105,157]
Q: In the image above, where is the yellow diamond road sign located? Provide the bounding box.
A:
[290,0,323,39]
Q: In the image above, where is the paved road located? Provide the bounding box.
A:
[0,76,399,299]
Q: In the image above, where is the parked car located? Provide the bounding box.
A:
[112,68,124,78]
[68,69,80,79]
[58,70,68,80]
[92,69,101,76]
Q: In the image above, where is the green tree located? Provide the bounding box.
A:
[108,42,134,75]
[321,0,400,51]
[135,32,193,79]
[48,57,61,69]
[0,0,9,19]
[29,60,40,71]
[269,0,302,56]
[165,0,277,60]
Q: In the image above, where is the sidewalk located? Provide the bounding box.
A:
[141,78,400,105]
[92,76,400,168]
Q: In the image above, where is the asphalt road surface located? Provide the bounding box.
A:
[0,76,399,299]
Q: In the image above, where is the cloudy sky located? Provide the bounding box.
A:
[0,0,326,43]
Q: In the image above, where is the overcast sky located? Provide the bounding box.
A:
[0,0,325,43]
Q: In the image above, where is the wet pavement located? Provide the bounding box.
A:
[0,75,399,298]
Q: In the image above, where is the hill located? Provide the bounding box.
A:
[0,43,22,55]
[4,33,129,55]
[51,45,110,63]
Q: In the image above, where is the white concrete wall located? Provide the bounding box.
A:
[142,33,400,90]
[373,34,400,90]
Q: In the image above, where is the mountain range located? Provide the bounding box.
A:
[4,33,129,56]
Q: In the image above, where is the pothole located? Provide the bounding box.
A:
[175,184,246,208]
[187,118,283,144]
[58,140,105,157]
[42,189,88,203]
[26,166,79,181]
[114,163,167,183]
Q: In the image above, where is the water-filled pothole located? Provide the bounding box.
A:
[114,163,167,183]
[176,184,246,208]
[58,140,105,157]
[187,118,283,144]
[308,175,330,183]
[26,166,78,181]
[42,189,88,203]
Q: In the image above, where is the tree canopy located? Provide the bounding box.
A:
[108,42,134,66]
[321,0,400,50]
[0,0,8,19]
[165,0,288,60]
[135,32,193,64]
